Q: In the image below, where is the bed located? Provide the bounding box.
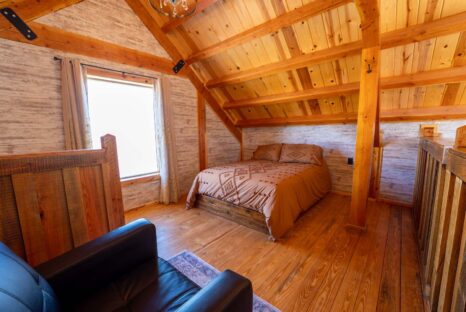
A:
[186,143,332,239]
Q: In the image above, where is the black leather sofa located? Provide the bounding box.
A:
[0,219,253,312]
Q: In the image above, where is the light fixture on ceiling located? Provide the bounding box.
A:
[149,0,197,19]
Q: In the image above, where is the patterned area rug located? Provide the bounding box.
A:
[167,251,281,312]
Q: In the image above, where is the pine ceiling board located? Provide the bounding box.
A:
[399,88,411,109]
[458,83,466,104]
[429,32,460,69]
[441,32,466,105]
[380,0,397,33]
[441,0,466,17]
[281,102,305,117]
[380,90,394,111]
[422,84,448,107]
[265,104,288,119]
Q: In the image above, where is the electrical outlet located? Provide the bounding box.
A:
[347,157,354,165]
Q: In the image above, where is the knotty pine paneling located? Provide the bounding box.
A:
[244,120,466,204]
[0,0,239,211]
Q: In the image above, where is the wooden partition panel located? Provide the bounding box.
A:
[0,135,124,266]
[413,134,466,311]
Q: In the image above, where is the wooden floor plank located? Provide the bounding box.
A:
[125,194,423,312]
[331,200,385,312]
[377,206,402,312]
[401,208,424,312]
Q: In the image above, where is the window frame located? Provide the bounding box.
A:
[85,66,160,183]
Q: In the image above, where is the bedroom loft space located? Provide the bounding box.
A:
[0,0,465,311]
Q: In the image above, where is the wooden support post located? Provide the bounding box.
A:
[348,46,381,229]
[198,92,207,171]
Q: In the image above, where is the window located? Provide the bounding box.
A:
[86,69,159,179]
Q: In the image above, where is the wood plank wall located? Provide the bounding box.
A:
[243,120,466,204]
[0,0,239,210]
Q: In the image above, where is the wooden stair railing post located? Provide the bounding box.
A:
[101,134,125,230]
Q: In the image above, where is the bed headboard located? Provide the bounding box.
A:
[0,135,124,266]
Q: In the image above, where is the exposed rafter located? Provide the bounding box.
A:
[185,0,351,64]
[206,11,466,88]
[235,106,466,127]
[161,0,219,33]
[207,41,363,88]
[0,0,84,31]
[0,22,175,75]
[224,82,360,109]
[223,66,466,109]
[124,0,242,141]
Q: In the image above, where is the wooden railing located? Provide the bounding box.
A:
[0,135,124,266]
[413,127,466,311]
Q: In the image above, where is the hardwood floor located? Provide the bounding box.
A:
[125,193,424,312]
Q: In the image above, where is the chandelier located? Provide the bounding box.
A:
[149,0,197,18]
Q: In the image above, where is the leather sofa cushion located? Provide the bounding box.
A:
[0,243,59,312]
[64,258,200,312]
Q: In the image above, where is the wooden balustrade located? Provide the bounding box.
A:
[413,127,466,311]
[0,135,125,266]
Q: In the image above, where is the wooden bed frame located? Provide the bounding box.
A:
[0,135,124,266]
[194,194,269,234]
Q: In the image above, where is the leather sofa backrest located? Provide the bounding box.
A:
[0,243,59,312]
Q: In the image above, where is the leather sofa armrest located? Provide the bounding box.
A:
[36,219,156,301]
[176,270,253,312]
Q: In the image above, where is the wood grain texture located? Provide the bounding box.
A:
[349,46,381,228]
[125,193,424,312]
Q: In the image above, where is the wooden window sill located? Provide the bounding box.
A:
[121,174,160,187]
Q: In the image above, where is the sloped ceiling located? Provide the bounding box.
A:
[148,0,466,127]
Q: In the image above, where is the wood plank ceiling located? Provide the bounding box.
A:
[146,0,466,128]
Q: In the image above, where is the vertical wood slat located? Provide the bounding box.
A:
[12,171,74,266]
[63,167,89,246]
[421,159,439,262]
[413,147,427,227]
[452,181,466,311]
[0,176,25,258]
[424,164,447,285]
[437,177,466,312]
[430,170,457,311]
[79,166,110,239]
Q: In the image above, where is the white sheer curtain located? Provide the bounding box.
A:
[61,58,92,149]
[154,76,180,204]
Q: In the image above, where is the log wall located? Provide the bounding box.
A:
[244,120,465,204]
[0,0,240,210]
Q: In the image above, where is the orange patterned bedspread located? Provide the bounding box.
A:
[186,160,331,239]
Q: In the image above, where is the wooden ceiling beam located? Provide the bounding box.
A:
[161,0,219,33]
[0,0,84,31]
[0,22,175,75]
[206,41,363,88]
[223,82,360,109]
[223,65,466,109]
[236,106,466,127]
[124,0,242,141]
[206,11,466,89]
[186,0,351,64]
